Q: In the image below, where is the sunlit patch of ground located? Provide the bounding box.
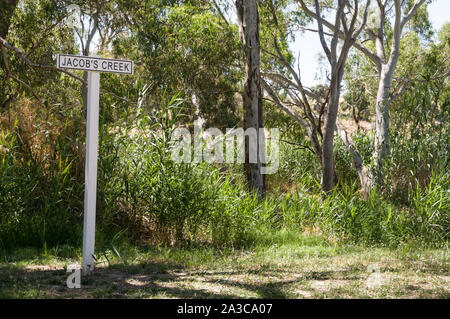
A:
[0,234,448,299]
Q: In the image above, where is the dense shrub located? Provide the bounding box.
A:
[94,95,276,247]
[1,97,274,249]
[0,119,84,249]
[1,92,448,250]
[276,172,449,246]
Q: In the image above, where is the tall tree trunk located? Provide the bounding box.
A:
[373,66,391,182]
[313,0,361,193]
[321,75,340,192]
[0,0,18,39]
[236,0,265,199]
[372,1,401,186]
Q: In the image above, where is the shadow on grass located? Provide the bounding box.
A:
[201,269,365,298]
[0,261,240,298]
[0,257,448,299]
[0,260,367,299]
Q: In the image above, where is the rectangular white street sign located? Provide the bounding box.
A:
[57,54,133,75]
[57,54,134,275]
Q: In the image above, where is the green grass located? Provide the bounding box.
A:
[1,230,448,299]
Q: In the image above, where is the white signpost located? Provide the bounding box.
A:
[57,54,133,275]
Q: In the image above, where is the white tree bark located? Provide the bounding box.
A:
[297,0,426,191]
[372,0,423,184]
[316,0,369,192]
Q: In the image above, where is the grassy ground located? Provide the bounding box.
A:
[0,231,448,299]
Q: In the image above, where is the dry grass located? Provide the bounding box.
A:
[1,234,448,299]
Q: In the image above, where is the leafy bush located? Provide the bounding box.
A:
[0,95,276,250]
[277,174,449,246]
[0,118,84,249]
[271,139,321,191]
[97,94,277,247]
[1,90,448,251]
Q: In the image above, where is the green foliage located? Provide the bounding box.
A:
[1,0,78,106]
[98,115,224,245]
[0,0,448,253]
[384,24,449,202]
[96,93,278,247]
[0,118,84,249]
[275,174,449,246]
[276,140,321,185]
[116,0,242,130]
[0,93,279,250]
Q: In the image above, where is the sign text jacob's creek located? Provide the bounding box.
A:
[57,54,133,74]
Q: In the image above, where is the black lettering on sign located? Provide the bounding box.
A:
[58,55,132,74]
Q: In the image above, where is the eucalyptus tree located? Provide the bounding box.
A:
[297,0,427,189]
[236,0,266,198]
[0,0,19,38]
[261,0,370,192]
[0,0,80,109]
[115,0,242,129]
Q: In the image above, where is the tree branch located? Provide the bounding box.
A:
[0,36,137,105]
[212,0,229,25]
[25,17,65,58]
[261,78,310,129]
[314,0,332,63]
[0,36,86,83]
[279,138,316,155]
[400,0,427,30]
[296,0,381,68]
[10,74,41,102]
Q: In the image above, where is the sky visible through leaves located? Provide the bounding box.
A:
[292,0,450,87]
